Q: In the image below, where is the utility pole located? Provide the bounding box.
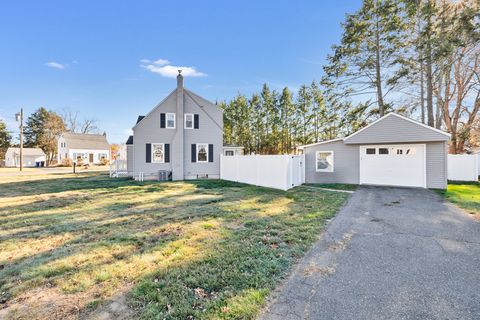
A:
[15,108,23,171]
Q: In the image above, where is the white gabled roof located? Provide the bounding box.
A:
[298,112,451,149]
[6,147,45,156]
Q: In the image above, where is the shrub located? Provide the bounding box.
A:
[60,158,73,167]
[99,157,109,166]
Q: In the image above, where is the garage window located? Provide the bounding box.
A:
[366,148,376,155]
[405,148,416,155]
[316,151,334,172]
[379,148,389,155]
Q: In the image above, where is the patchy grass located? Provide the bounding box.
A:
[0,172,348,319]
[306,183,358,191]
[436,181,480,216]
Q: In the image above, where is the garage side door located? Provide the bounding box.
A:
[360,144,426,188]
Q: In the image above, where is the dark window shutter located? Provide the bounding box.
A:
[164,144,170,163]
[160,113,166,128]
[208,144,214,162]
[146,143,151,163]
[194,114,199,129]
[191,144,196,162]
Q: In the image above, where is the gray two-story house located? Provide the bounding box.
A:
[126,71,223,180]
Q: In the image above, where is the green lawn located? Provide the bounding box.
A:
[0,173,348,319]
[306,183,358,191]
[437,181,480,216]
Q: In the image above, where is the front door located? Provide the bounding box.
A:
[89,153,94,163]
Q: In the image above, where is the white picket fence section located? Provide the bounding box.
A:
[109,160,129,178]
[220,155,305,190]
[448,154,479,181]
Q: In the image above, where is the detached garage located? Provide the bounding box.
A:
[299,113,450,189]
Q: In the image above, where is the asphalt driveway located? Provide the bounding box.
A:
[261,186,480,320]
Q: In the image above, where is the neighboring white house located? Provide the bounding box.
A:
[5,147,46,167]
[475,150,480,174]
[57,132,110,164]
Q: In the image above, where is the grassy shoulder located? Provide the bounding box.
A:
[436,181,480,216]
[0,173,349,319]
[305,183,358,191]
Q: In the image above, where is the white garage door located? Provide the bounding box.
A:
[360,144,426,188]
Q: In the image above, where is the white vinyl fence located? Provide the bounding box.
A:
[109,160,128,177]
[220,155,305,190]
[448,154,479,181]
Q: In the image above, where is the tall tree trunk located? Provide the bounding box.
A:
[435,68,443,129]
[375,14,385,117]
[425,15,435,127]
[420,61,425,124]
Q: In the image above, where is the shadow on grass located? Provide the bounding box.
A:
[0,174,348,319]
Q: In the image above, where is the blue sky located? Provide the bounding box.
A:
[0,1,361,144]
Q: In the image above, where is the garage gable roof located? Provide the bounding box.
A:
[298,113,450,149]
[343,113,450,144]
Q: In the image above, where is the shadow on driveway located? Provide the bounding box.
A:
[261,186,480,320]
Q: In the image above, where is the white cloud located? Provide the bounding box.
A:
[152,58,170,66]
[124,128,133,136]
[45,61,66,70]
[140,58,206,78]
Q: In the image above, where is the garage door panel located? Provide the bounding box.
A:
[360,145,425,188]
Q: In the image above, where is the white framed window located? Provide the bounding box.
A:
[405,147,416,155]
[316,151,334,172]
[166,113,175,129]
[225,150,234,156]
[152,143,165,163]
[184,113,194,129]
[197,143,208,163]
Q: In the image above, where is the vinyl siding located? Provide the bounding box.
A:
[426,141,447,189]
[183,90,223,179]
[344,114,449,144]
[131,88,223,179]
[132,92,176,176]
[127,145,134,176]
[304,141,360,184]
[305,140,447,189]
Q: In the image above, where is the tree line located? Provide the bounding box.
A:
[222,0,480,154]
[0,107,99,164]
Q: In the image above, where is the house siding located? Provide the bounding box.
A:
[133,92,176,176]
[426,141,448,189]
[304,140,447,189]
[344,114,449,144]
[131,86,223,180]
[304,141,360,184]
[127,145,134,176]
[183,90,223,179]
